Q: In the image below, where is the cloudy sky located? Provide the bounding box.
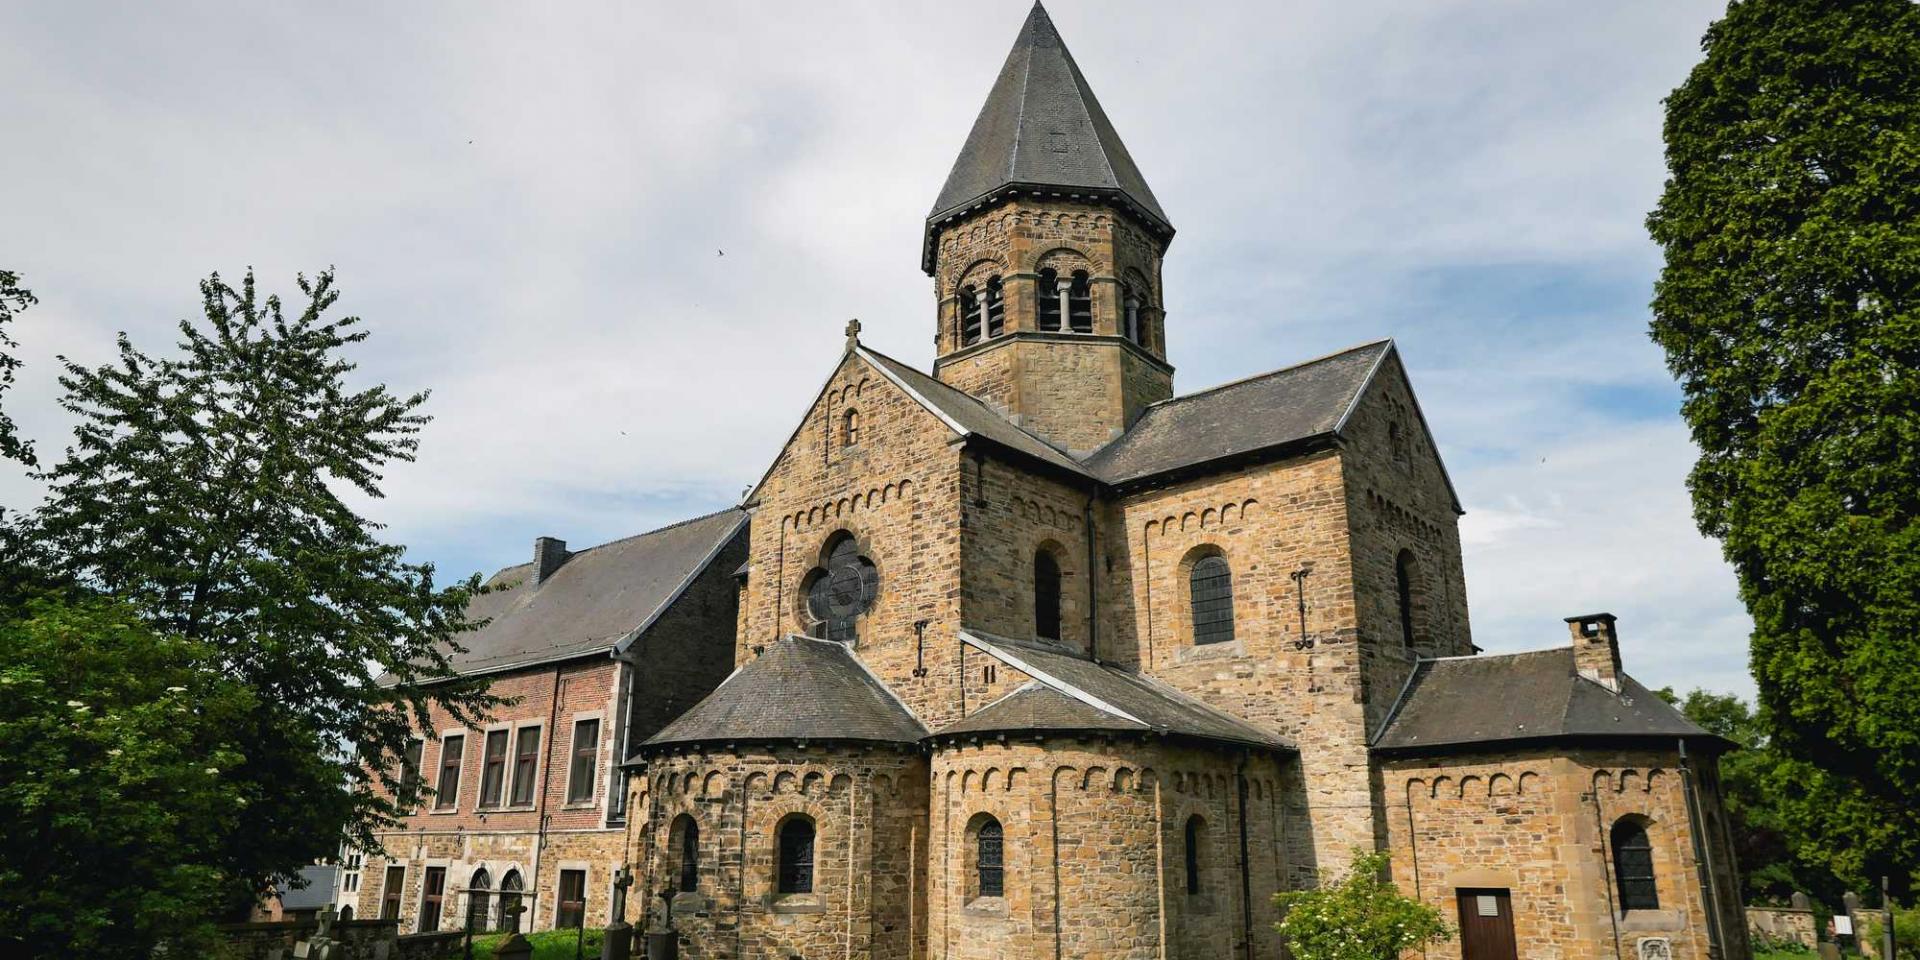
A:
[0,1,1753,696]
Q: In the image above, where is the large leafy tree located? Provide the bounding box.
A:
[0,597,255,958]
[30,269,498,904]
[1647,0,1920,894]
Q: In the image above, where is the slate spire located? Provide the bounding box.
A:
[926,2,1170,246]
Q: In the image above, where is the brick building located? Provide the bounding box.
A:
[364,5,1748,959]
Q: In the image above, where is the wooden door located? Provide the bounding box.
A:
[1456,888,1518,960]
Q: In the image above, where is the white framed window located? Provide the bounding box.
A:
[564,714,603,805]
[509,722,543,807]
[433,730,465,812]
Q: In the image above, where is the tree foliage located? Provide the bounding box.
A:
[0,596,254,958]
[1660,687,1845,905]
[25,269,499,903]
[1647,0,1920,895]
[1274,847,1451,960]
[0,268,35,467]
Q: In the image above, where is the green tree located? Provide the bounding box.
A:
[0,268,36,467]
[1658,687,1845,905]
[0,596,255,958]
[1274,847,1451,960]
[28,269,499,907]
[1646,0,1920,895]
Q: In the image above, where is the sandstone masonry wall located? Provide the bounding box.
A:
[927,738,1289,960]
[635,747,928,960]
[1379,747,1749,960]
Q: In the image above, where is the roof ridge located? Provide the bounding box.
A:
[1142,338,1394,412]
[1419,645,1574,665]
[857,344,1088,462]
[960,630,1147,727]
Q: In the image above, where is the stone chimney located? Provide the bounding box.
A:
[533,536,570,587]
[1566,613,1621,692]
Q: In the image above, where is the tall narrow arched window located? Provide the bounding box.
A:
[1034,550,1062,641]
[1190,555,1235,645]
[959,286,982,345]
[466,868,492,932]
[1037,268,1062,331]
[842,408,860,449]
[1612,818,1659,910]
[1183,816,1205,895]
[1395,549,1419,651]
[976,816,1005,897]
[984,277,1006,337]
[1122,287,1142,344]
[497,870,524,932]
[674,814,700,892]
[1068,270,1092,332]
[777,816,816,894]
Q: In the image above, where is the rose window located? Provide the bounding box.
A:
[804,535,877,643]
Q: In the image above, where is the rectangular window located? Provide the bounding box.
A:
[566,719,599,804]
[380,866,405,920]
[400,739,424,808]
[510,725,540,806]
[419,866,446,932]
[556,869,587,929]
[434,735,464,810]
[478,729,509,808]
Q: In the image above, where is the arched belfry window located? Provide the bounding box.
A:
[1395,550,1419,650]
[1122,286,1142,345]
[675,814,700,892]
[959,286,982,345]
[1068,271,1092,333]
[1611,818,1659,910]
[1183,816,1205,895]
[1037,268,1062,331]
[777,816,816,894]
[1190,555,1235,645]
[984,277,1005,337]
[975,816,1005,898]
[842,408,860,448]
[804,534,877,643]
[1034,549,1062,641]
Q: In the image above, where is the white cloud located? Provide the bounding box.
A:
[0,1,1754,695]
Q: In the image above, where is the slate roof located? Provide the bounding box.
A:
[1371,647,1729,755]
[440,508,748,676]
[641,635,930,751]
[859,345,1093,479]
[275,865,340,912]
[925,2,1169,270]
[1086,339,1394,487]
[943,631,1290,751]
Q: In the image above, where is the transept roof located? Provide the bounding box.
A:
[1371,647,1729,755]
[940,631,1291,751]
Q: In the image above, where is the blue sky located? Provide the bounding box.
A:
[0,1,1753,696]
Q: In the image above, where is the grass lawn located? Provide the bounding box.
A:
[1753,951,1815,960]
[464,927,604,959]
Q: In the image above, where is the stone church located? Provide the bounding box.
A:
[353,5,1749,959]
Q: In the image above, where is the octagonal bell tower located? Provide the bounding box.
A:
[923,2,1175,456]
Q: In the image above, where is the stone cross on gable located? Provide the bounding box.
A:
[845,318,861,347]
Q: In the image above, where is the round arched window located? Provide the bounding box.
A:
[804,535,878,643]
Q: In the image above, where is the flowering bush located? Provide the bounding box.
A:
[1274,847,1451,960]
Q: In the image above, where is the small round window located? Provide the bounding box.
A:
[804,535,877,643]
